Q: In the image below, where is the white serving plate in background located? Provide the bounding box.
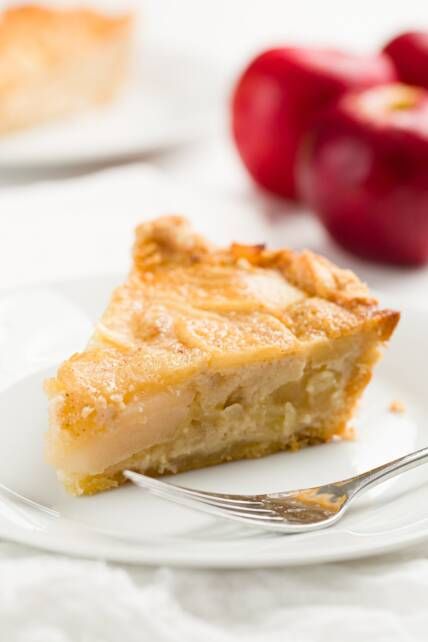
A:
[0,46,223,168]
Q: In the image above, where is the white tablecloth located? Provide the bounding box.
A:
[2,539,428,640]
[1,157,428,641]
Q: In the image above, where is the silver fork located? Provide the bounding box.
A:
[124,446,428,533]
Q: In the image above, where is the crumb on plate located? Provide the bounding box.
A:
[389,400,406,414]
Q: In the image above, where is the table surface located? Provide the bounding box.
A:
[1,1,428,639]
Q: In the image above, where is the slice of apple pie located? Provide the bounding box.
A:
[45,216,399,495]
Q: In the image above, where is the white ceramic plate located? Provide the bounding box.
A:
[0,276,426,567]
[0,46,223,168]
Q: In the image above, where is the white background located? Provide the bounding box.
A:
[1,1,428,640]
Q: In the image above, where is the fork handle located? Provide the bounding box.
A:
[351,446,428,493]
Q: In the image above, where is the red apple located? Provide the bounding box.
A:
[297,83,428,266]
[384,32,428,89]
[231,47,396,200]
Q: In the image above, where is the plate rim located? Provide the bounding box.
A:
[1,515,428,568]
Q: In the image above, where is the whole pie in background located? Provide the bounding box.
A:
[0,4,133,135]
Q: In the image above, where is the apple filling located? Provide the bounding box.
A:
[47,333,379,495]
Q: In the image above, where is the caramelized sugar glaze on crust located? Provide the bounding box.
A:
[46,216,399,416]
[45,217,399,494]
